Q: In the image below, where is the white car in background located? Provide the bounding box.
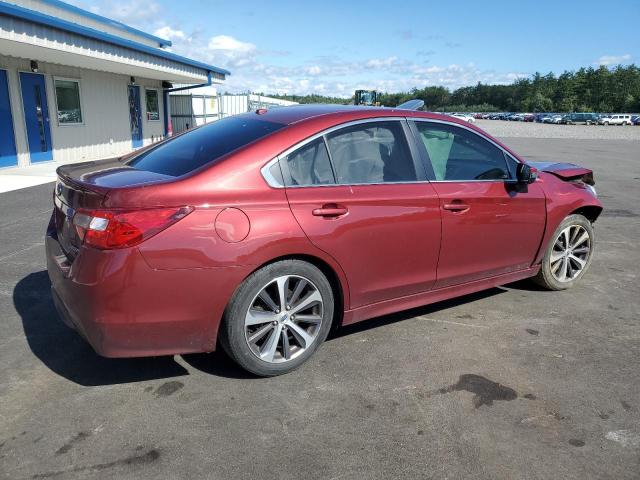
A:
[450,113,475,123]
[599,114,633,125]
[549,114,563,124]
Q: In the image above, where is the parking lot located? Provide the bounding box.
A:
[1,125,639,479]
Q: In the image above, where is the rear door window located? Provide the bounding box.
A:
[325,121,417,184]
[281,138,335,186]
[127,116,285,177]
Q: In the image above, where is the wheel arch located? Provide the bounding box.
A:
[571,204,603,223]
[220,253,348,339]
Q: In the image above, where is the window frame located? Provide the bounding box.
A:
[408,118,520,183]
[262,117,427,188]
[52,76,84,126]
[144,88,160,122]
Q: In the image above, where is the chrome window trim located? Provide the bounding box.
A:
[260,116,524,188]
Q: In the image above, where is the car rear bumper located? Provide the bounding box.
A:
[46,232,251,358]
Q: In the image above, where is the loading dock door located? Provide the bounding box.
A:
[0,70,17,168]
[19,72,53,163]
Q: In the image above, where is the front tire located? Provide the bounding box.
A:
[533,214,595,290]
[219,260,334,376]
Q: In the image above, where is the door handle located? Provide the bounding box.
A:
[312,204,348,217]
[443,202,470,213]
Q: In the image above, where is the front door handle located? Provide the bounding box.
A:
[443,202,470,213]
[312,204,348,217]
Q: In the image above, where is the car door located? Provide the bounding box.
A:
[409,119,546,289]
[281,119,442,309]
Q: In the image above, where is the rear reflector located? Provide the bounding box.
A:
[72,206,193,249]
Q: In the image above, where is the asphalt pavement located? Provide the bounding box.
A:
[0,137,638,480]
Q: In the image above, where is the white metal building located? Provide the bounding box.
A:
[0,0,229,169]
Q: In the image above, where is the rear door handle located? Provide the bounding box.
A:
[443,202,470,212]
[312,204,348,217]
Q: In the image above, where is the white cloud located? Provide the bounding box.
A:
[153,26,186,41]
[595,54,632,66]
[207,35,256,53]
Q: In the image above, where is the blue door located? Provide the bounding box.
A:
[0,70,18,168]
[128,85,143,148]
[19,72,53,163]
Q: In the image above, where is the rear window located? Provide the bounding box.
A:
[126,117,285,177]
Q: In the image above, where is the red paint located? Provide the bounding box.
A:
[215,208,251,243]
[47,105,603,358]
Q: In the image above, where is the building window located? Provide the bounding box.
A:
[54,78,82,124]
[146,89,159,121]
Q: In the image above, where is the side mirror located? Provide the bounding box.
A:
[516,163,537,184]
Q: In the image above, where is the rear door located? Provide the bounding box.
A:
[410,119,546,289]
[282,119,441,309]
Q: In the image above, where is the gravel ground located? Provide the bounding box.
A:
[476,120,640,140]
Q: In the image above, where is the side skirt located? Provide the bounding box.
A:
[342,266,540,325]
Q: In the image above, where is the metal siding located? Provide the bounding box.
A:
[0,15,209,83]
[7,0,163,47]
[0,56,166,165]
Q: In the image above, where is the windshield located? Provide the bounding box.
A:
[127,116,286,177]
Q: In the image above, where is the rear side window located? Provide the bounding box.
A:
[127,117,285,177]
[325,121,417,184]
[282,138,335,186]
[414,122,510,181]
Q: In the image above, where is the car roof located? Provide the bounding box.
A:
[234,103,477,127]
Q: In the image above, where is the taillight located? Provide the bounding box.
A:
[72,206,193,249]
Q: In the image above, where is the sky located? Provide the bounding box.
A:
[68,0,639,97]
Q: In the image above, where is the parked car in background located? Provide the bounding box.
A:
[560,113,599,125]
[46,105,602,376]
[523,113,535,122]
[450,113,475,123]
[549,115,563,124]
[631,115,640,125]
[599,114,633,125]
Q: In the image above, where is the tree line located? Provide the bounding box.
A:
[267,64,640,113]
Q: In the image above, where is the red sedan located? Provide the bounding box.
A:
[46,105,602,376]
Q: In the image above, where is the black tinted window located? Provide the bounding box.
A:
[127,117,285,176]
[283,138,335,186]
[326,121,416,184]
[414,122,510,181]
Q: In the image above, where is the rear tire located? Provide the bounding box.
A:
[533,214,595,290]
[219,259,334,376]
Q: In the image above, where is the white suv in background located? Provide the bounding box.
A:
[599,114,633,125]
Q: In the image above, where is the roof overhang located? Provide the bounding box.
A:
[0,1,229,83]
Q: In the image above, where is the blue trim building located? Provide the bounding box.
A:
[0,0,229,168]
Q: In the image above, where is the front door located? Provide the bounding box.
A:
[283,120,442,309]
[0,70,17,168]
[411,120,546,289]
[128,85,142,148]
[19,72,53,163]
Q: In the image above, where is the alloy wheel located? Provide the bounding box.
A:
[550,225,591,282]
[244,275,324,363]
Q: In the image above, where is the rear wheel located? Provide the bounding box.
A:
[219,260,334,376]
[533,214,594,290]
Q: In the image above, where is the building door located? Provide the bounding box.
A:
[19,72,53,163]
[128,85,142,148]
[0,70,18,168]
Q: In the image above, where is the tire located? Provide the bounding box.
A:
[604,121,609,126]
[533,214,595,291]
[219,259,334,376]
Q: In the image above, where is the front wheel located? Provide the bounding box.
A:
[219,259,334,376]
[533,214,595,290]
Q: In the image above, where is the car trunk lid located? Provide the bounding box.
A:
[528,161,594,185]
[53,159,174,260]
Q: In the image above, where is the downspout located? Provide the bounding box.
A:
[163,71,213,136]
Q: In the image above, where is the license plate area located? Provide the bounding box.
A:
[54,195,80,260]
